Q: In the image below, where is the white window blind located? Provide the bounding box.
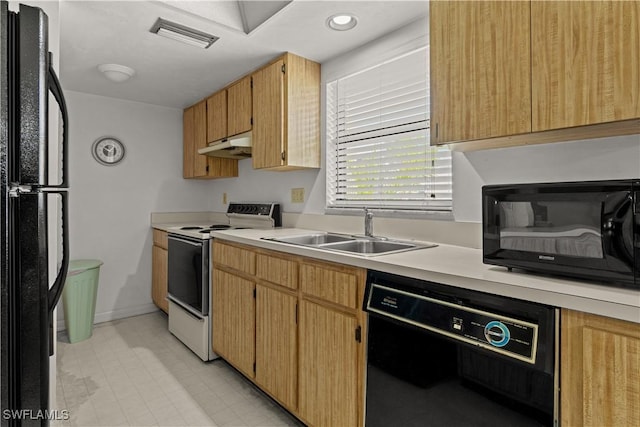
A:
[326,47,452,212]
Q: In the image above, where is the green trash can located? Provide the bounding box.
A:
[62,259,103,343]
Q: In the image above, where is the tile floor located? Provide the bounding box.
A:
[54,311,303,427]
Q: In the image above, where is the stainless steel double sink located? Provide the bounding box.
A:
[262,232,437,256]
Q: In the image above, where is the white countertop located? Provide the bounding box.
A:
[209,227,640,324]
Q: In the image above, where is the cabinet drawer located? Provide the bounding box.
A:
[153,229,168,249]
[300,263,361,309]
[256,253,298,290]
[214,242,256,275]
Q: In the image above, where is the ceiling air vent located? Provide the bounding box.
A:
[150,18,219,49]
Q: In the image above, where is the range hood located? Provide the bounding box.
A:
[198,131,251,159]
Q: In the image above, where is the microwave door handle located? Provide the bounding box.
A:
[47,54,69,188]
[605,192,636,265]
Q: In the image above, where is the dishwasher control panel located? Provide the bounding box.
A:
[366,283,539,364]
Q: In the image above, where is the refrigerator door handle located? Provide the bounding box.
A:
[47,55,69,188]
[47,190,68,355]
[47,190,68,314]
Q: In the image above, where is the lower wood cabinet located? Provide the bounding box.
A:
[151,229,168,313]
[212,268,255,378]
[212,240,366,427]
[298,300,359,427]
[255,284,298,409]
[561,308,640,427]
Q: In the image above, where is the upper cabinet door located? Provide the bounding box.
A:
[227,75,252,137]
[183,106,196,178]
[185,99,238,179]
[206,90,227,143]
[192,100,209,177]
[429,1,531,144]
[532,1,640,131]
[252,59,285,169]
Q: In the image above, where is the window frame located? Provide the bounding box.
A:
[325,46,453,217]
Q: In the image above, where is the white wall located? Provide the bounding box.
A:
[207,160,321,213]
[453,135,640,222]
[62,91,215,324]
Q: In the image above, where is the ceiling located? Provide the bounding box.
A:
[59,0,429,109]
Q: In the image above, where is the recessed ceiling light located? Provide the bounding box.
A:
[150,18,219,49]
[327,14,358,31]
[97,64,136,83]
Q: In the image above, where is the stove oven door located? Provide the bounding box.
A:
[167,234,209,317]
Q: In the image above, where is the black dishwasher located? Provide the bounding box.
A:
[364,270,558,427]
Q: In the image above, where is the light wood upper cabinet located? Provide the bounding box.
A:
[430,0,640,151]
[193,100,209,176]
[252,53,320,170]
[183,101,238,179]
[252,59,284,169]
[151,229,168,314]
[255,284,298,410]
[298,300,359,427]
[182,105,196,178]
[531,1,640,131]
[429,0,531,145]
[561,309,640,427]
[227,75,252,137]
[211,268,255,378]
[206,75,252,144]
[206,90,227,143]
[186,52,319,174]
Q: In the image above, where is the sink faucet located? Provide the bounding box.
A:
[364,207,374,237]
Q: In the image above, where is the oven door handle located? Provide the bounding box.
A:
[167,294,206,320]
[168,235,204,246]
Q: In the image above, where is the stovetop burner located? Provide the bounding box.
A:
[181,226,203,230]
[209,224,231,230]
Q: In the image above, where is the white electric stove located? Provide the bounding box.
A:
[166,202,281,361]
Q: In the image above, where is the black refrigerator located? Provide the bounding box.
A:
[1,1,69,424]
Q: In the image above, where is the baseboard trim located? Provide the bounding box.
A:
[57,303,159,331]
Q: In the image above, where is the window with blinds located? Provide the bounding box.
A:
[326,47,452,212]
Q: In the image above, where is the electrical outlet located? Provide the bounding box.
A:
[291,188,304,203]
[223,192,228,205]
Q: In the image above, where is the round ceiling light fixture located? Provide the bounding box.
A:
[327,14,358,31]
[97,63,136,83]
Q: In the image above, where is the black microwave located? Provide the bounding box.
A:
[482,179,639,289]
